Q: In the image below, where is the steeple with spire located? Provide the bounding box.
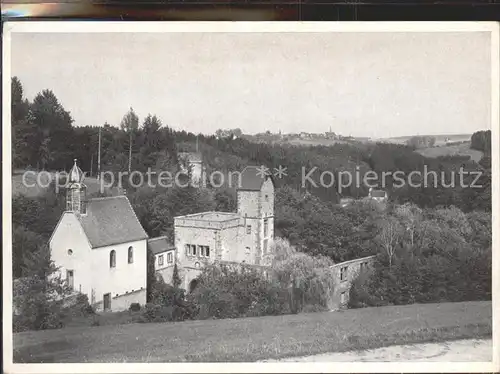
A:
[66,159,87,214]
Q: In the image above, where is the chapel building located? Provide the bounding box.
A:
[49,160,148,312]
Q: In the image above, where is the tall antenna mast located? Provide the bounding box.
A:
[97,126,102,180]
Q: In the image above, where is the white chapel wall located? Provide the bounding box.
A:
[49,213,93,297]
[89,239,147,305]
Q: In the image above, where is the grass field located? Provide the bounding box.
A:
[416,142,484,163]
[13,301,491,363]
[11,170,52,197]
[12,170,118,198]
[286,138,355,146]
[377,134,472,145]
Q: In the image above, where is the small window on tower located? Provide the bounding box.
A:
[340,266,348,281]
[246,225,251,234]
[265,194,269,201]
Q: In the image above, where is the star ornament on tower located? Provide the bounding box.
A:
[273,165,288,179]
[256,165,270,179]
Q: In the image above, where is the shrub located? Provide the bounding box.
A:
[73,293,95,316]
[141,303,173,323]
[187,263,288,320]
[348,270,376,309]
[266,238,336,312]
[129,303,141,312]
[13,247,71,332]
[140,279,197,323]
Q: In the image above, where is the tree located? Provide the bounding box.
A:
[431,206,472,239]
[38,137,52,170]
[172,263,182,288]
[405,135,435,149]
[395,203,422,249]
[13,245,71,332]
[12,225,45,279]
[233,128,243,137]
[139,114,164,169]
[146,247,157,302]
[187,263,288,319]
[471,130,491,153]
[214,188,236,212]
[29,89,74,170]
[466,211,492,249]
[11,77,32,168]
[120,107,139,173]
[142,114,162,134]
[376,216,403,268]
[266,238,336,312]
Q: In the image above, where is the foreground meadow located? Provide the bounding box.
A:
[13,301,491,363]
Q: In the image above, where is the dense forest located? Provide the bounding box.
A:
[12,77,492,329]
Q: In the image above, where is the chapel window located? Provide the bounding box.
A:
[128,246,133,264]
[110,250,116,268]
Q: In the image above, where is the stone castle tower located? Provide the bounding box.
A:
[172,166,275,291]
[66,159,87,214]
[236,166,274,265]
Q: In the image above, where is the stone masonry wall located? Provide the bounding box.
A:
[327,255,375,310]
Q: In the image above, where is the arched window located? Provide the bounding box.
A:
[128,246,133,264]
[110,250,116,268]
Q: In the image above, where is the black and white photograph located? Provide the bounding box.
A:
[2,22,498,372]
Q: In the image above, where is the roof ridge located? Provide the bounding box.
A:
[242,165,261,170]
[89,195,127,202]
[148,236,169,242]
[200,211,239,215]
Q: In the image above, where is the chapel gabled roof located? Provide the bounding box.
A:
[77,195,148,248]
[237,166,274,191]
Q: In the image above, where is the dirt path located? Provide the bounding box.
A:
[261,339,492,362]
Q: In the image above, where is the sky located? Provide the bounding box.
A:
[11,31,492,138]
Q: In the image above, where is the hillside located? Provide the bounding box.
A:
[14,301,491,363]
[12,170,51,198]
[416,142,484,163]
[376,134,472,145]
[12,171,121,198]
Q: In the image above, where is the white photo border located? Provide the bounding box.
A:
[2,20,499,374]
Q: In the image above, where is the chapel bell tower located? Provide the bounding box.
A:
[66,159,87,214]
